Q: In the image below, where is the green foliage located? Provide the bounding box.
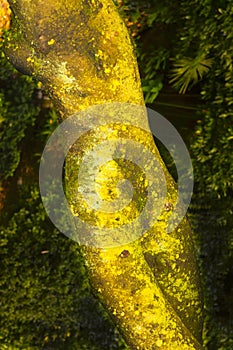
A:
[186,0,233,197]
[0,184,128,350]
[141,75,163,103]
[117,0,233,348]
[0,51,40,180]
[140,49,168,103]
[190,194,233,350]
[188,4,233,341]
[169,55,212,94]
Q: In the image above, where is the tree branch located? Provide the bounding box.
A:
[4,1,204,349]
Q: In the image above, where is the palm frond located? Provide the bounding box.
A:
[170,54,212,94]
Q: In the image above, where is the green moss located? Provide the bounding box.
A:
[0,52,40,180]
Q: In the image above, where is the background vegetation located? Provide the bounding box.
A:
[0,0,232,349]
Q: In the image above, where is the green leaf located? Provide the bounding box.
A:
[169,54,213,94]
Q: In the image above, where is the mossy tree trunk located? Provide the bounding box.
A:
[4,1,203,349]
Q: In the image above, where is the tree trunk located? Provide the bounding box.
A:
[4,1,203,349]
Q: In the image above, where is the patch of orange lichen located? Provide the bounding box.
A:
[0,0,11,40]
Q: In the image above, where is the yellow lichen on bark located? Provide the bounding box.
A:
[4,1,204,349]
[83,243,202,350]
[64,106,203,348]
[5,0,144,114]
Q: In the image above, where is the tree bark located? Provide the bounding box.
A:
[4,1,203,349]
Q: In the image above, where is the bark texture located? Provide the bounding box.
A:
[4,1,203,349]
